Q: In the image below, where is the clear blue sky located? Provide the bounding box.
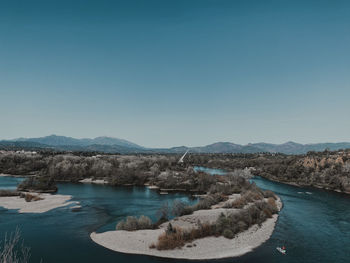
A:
[1,0,349,147]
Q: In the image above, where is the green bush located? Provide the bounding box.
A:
[223,229,234,239]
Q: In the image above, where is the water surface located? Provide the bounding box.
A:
[0,174,349,263]
[193,166,226,175]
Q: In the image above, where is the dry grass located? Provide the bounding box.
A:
[154,196,280,251]
[267,197,277,207]
[229,197,247,209]
[23,194,43,202]
[263,190,277,200]
[154,223,214,250]
[244,190,264,202]
[0,228,30,263]
[225,190,264,209]
[156,227,185,250]
[182,194,228,215]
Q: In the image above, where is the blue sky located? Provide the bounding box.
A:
[1,0,349,147]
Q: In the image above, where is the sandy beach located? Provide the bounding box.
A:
[0,173,27,178]
[79,178,108,184]
[91,197,282,260]
[0,193,78,213]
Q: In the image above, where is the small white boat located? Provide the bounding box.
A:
[276,247,286,255]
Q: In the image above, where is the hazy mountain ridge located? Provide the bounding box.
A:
[14,135,143,149]
[1,135,350,154]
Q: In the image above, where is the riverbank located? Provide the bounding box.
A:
[91,196,282,260]
[260,176,350,195]
[79,178,108,184]
[0,192,77,213]
[0,173,26,178]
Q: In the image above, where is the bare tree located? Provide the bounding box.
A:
[0,228,30,263]
[156,202,170,221]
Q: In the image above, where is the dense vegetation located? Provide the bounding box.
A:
[146,174,279,250]
[18,177,57,193]
[153,198,278,250]
[0,150,285,252]
[110,165,280,250]
[116,215,154,231]
[0,190,20,197]
[1,149,350,194]
[187,150,350,193]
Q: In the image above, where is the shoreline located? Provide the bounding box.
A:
[91,197,282,260]
[0,192,78,213]
[79,178,108,184]
[0,173,27,178]
[259,176,350,195]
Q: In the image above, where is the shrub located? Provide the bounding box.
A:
[223,229,234,239]
[227,196,247,209]
[172,200,187,216]
[181,206,194,216]
[152,193,279,250]
[24,194,34,202]
[194,222,214,238]
[263,190,277,199]
[237,220,247,232]
[125,216,138,230]
[32,195,43,201]
[265,197,278,215]
[182,194,228,215]
[23,193,43,202]
[156,202,170,221]
[149,243,156,249]
[224,189,264,209]
[263,208,273,218]
[156,227,184,250]
[166,223,176,234]
[0,190,20,197]
[215,213,232,234]
[243,190,264,202]
[116,215,153,231]
[215,199,279,239]
[154,223,214,250]
[267,197,278,211]
[18,176,57,193]
[138,215,153,229]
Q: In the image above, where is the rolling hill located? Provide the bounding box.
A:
[1,135,350,154]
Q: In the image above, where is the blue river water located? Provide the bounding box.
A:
[193,166,226,175]
[0,169,349,263]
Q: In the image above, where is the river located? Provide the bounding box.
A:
[0,171,349,263]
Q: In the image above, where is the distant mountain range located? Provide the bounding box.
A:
[14,135,142,148]
[1,135,350,154]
